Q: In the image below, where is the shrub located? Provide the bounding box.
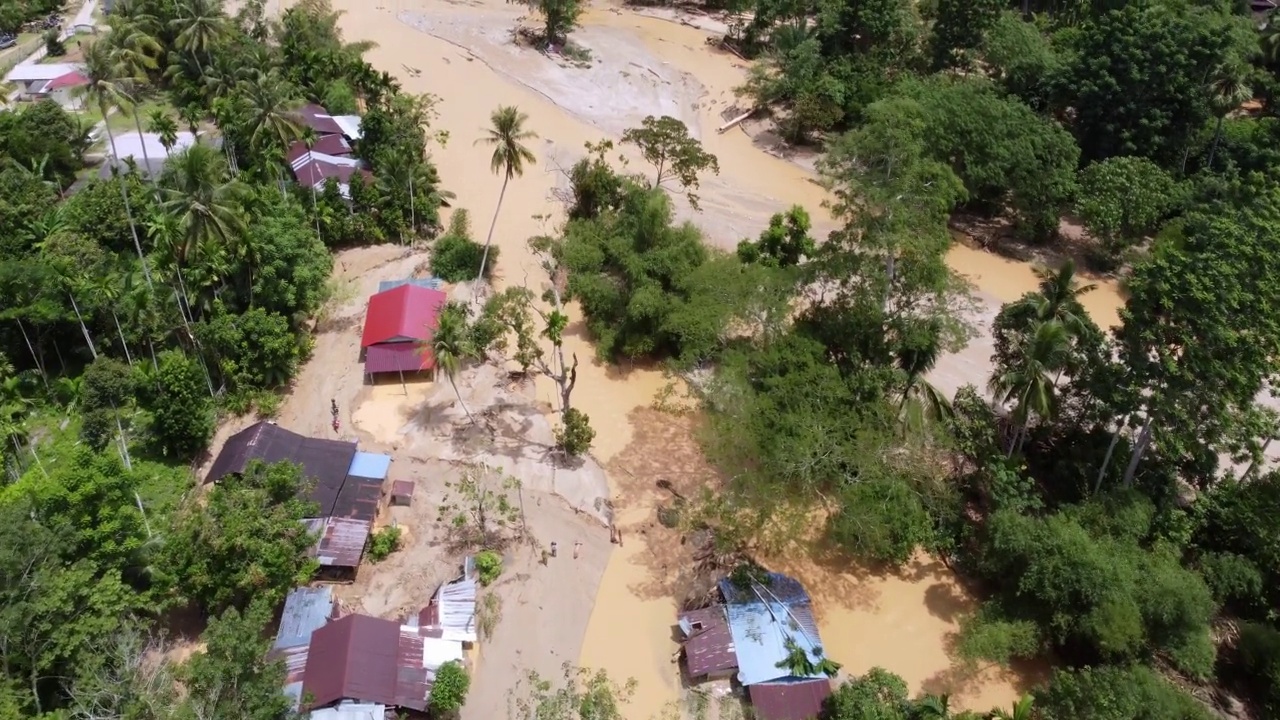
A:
[44,29,65,57]
[555,408,595,457]
[1238,622,1280,715]
[431,209,495,282]
[475,549,502,585]
[428,660,471,716]
[367,526,402,563]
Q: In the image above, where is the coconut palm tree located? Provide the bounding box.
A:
[988,319,1072,456]
[238,70,303,165]
[93,269,135,367]
[917,693,951,719]
[148,109,180,156]
[169,0,226,75]
[1206,65,1252,171]
[895,321,952,434]
[79,40,155,293]
[992,694,1034,720]
[474,105,538,292]
[1030,260,1096,334]
[110,20,163,177]
[427,302,477,423]
[156,142,248,270]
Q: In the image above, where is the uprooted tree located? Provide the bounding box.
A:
[439,464,525,549]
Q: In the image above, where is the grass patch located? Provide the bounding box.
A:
[477,592,502,639]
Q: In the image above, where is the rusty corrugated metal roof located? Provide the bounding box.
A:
[395,630,429,711]
[679,606,737,677]
[748,679,832,720]
[313,518,371,569]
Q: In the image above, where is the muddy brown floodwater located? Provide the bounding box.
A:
[258,0,1127,715]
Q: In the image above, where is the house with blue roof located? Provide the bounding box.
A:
[677,572,836,720]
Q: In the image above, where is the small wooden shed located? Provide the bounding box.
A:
[390,480,415,507]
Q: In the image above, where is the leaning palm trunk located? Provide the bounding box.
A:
[132,112,153,181]
[103,112,155,291]
[1207,116,1225,171]
[1094,418,1126,495]
[68,293,97,360]
[111,310,134,367]
[1122,416,1156,487]
[447,373,475,423]
[474,174,510,299]
[16,318,47,390]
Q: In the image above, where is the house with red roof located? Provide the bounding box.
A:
[287,103,371,199]
[359,282,449,386]
[8,63,89,108]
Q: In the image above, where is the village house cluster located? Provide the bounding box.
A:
[201,274,460,718]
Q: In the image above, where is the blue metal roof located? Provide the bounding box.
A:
[347,451,392,481]
[378,277,443,293]
[718,574,828,686]
[274,586,334,651]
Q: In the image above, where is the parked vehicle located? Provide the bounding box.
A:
[0,35,16,50]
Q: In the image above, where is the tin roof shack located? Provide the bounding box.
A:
[272,587,340,710]
[690,573,834,720]
[413,559,479,645]
[677,605,737,681]
[207,423,392,576]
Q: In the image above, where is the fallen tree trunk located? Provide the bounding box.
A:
[717,108,756,134]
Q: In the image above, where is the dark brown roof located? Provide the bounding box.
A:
[333,475,383,522]
[205,422,357,515]
[302,615,401,709]
[679,606,737,677]
[300,614,432,712]
[748,680,832,720]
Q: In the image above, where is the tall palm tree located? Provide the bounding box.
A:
[1206,65,1252,171]
[992,694,1034,720]
[426,303,476,423]
[93,270,135,368]
[169,0,227,75]
[148,109,180,157]
[78,40,154,293]
[156,142,248,270]
[474,105,538,292]
[110,22,163,179]
[1030,260,1096,333]
[895,322,952,434]
[917,693,951,719]
[988,319,1072,456]
[237,70,303,164]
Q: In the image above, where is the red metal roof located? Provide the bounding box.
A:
[364,342,434,375]
[297,103,346,136]
[287,135,351,162]
[680,606,737,678]
[302,615,400,710]
[748,680,832,720]
[360,284,449,347]
[47,70,88,90]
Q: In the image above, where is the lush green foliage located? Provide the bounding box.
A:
[156,459,318,616]
[475,549,503,586]
[555,407,595,457]
[432,209,495,282]
[367,525,402,562]
[429,660,471,716]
